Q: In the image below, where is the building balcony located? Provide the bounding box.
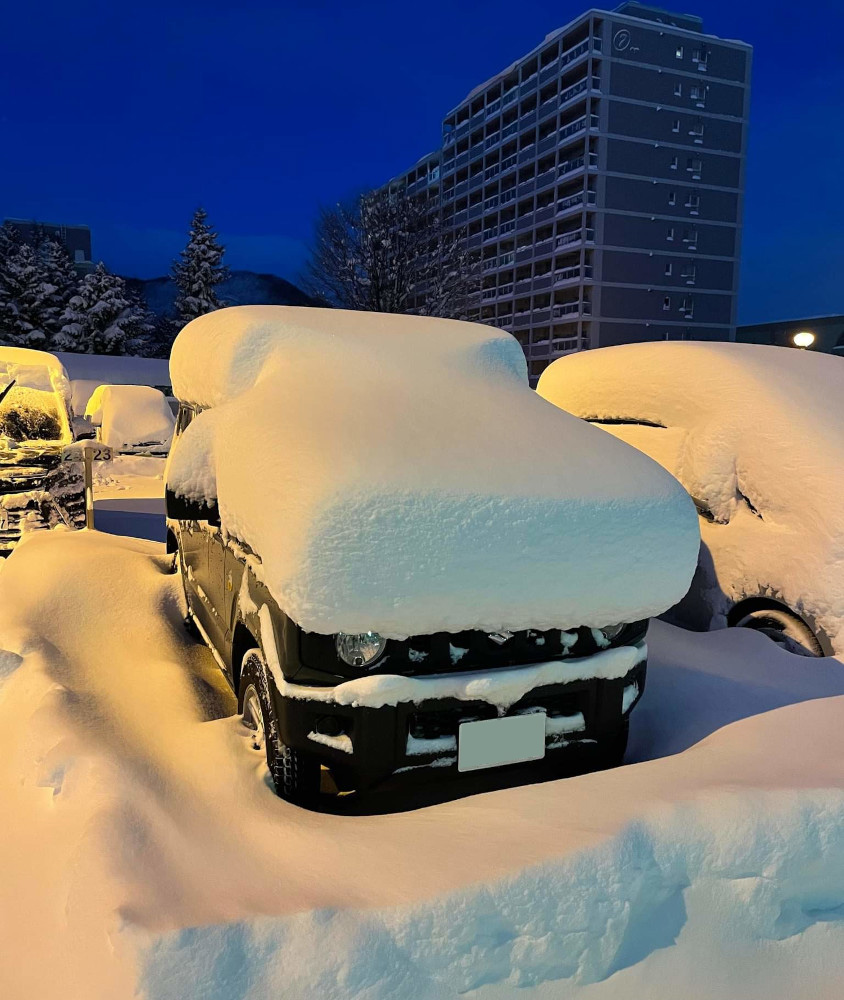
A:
[553,263,591,285]
[552,301,591,319]
[555,228,595,250]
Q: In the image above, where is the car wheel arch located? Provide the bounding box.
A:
[727,596,832,656]
[231,621,259,694]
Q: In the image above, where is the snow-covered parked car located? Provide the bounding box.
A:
[84,384,175,455]
[538,341,844,657]
[165,306,699,804]
[0,347,86,554]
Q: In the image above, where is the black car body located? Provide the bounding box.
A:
[166,402,647,800]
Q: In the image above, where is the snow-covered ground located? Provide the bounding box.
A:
[2,528,844,1000]
[92,454,166,541]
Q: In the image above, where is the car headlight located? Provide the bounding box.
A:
[600,623,626,643]
[335,631,387,668]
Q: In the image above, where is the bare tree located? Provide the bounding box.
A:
[305,187,477,318]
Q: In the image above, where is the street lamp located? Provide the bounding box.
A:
[792,330,816,349]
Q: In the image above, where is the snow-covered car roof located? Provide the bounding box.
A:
[537,342,844,650]
[0,346,71,398]
[167,307,699,638]
[0,347,73,445]
[84,384,175,453]
[537,341,844,526]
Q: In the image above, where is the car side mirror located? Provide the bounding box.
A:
[165,488,220,525]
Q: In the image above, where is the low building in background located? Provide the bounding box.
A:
[388,2,751,380]
[736,315,844,356]
[4,218,95,275]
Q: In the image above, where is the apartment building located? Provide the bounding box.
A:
[391,2,751,379]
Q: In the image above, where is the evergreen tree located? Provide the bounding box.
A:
[171,207,229,328]
[38,239,79,343]
[57,262,154,355]
[0,242,52,347]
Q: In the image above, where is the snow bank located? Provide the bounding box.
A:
[3,531,844,999]
[168,307,699,637]
[85,384,175,453]
[537,342,844,652]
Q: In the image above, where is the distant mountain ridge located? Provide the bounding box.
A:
[125,270,316,317]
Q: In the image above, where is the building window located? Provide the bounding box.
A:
[682,264,697,284]
[672,119,681,133]
[663,296,671,310]
[668,191,676,206]
[674,82,683,97]
[686,192,700,213]
[691,120,705,142]
[683,227,698,246]
[667,227,675,241]
[687,157,702,177]
[665,262,673,276]
[676,45,684,59]
[670,155,678,170]
[681,295,694,317]
[74,249,86,263]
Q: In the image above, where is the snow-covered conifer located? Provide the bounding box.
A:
[57,262,153,355]
[0,242,52,347]
[171,208,229,328]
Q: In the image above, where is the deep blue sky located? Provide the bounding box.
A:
[1,0,842,322]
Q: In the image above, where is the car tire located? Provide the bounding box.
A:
[733,607,823,657]
[238,647,321,808]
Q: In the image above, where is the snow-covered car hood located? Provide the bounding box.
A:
[537,341,844,651]
[167,307,700,638]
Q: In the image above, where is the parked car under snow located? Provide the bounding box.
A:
[84,384,175,455]
[0,347,86,554]
[165,306,699,805]
[538,341,844,658]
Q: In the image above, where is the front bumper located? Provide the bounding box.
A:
[271,645,647,791]
[0,462,85,554]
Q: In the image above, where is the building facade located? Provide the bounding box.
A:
[391,3,751,379]
[737,315,844,356]
[4,219,94,276]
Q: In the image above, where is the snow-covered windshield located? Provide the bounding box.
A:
[0,383,66,444]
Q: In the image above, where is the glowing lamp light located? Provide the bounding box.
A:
[792,330,816,349]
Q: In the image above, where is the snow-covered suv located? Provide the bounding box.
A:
[165,306,699,806]
[0,347,86,554]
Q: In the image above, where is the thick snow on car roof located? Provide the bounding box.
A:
[537,341,844,522]
[538,342,844,650]
[85,384,175,453]
[168,307,699,638]
[0,346,70,397]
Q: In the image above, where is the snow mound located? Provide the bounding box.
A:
[168,307,699,638]
[3,531,844,999]
[85,384,175,453]
[536,342,844,651]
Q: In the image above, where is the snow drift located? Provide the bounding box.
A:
[2,531,844,1000]
[85,384,175,454]
[536,342,844,652]
[167,307,700,638]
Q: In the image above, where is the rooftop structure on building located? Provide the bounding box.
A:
[4,218,95,276]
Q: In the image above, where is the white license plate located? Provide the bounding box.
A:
[458,713,546,772]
